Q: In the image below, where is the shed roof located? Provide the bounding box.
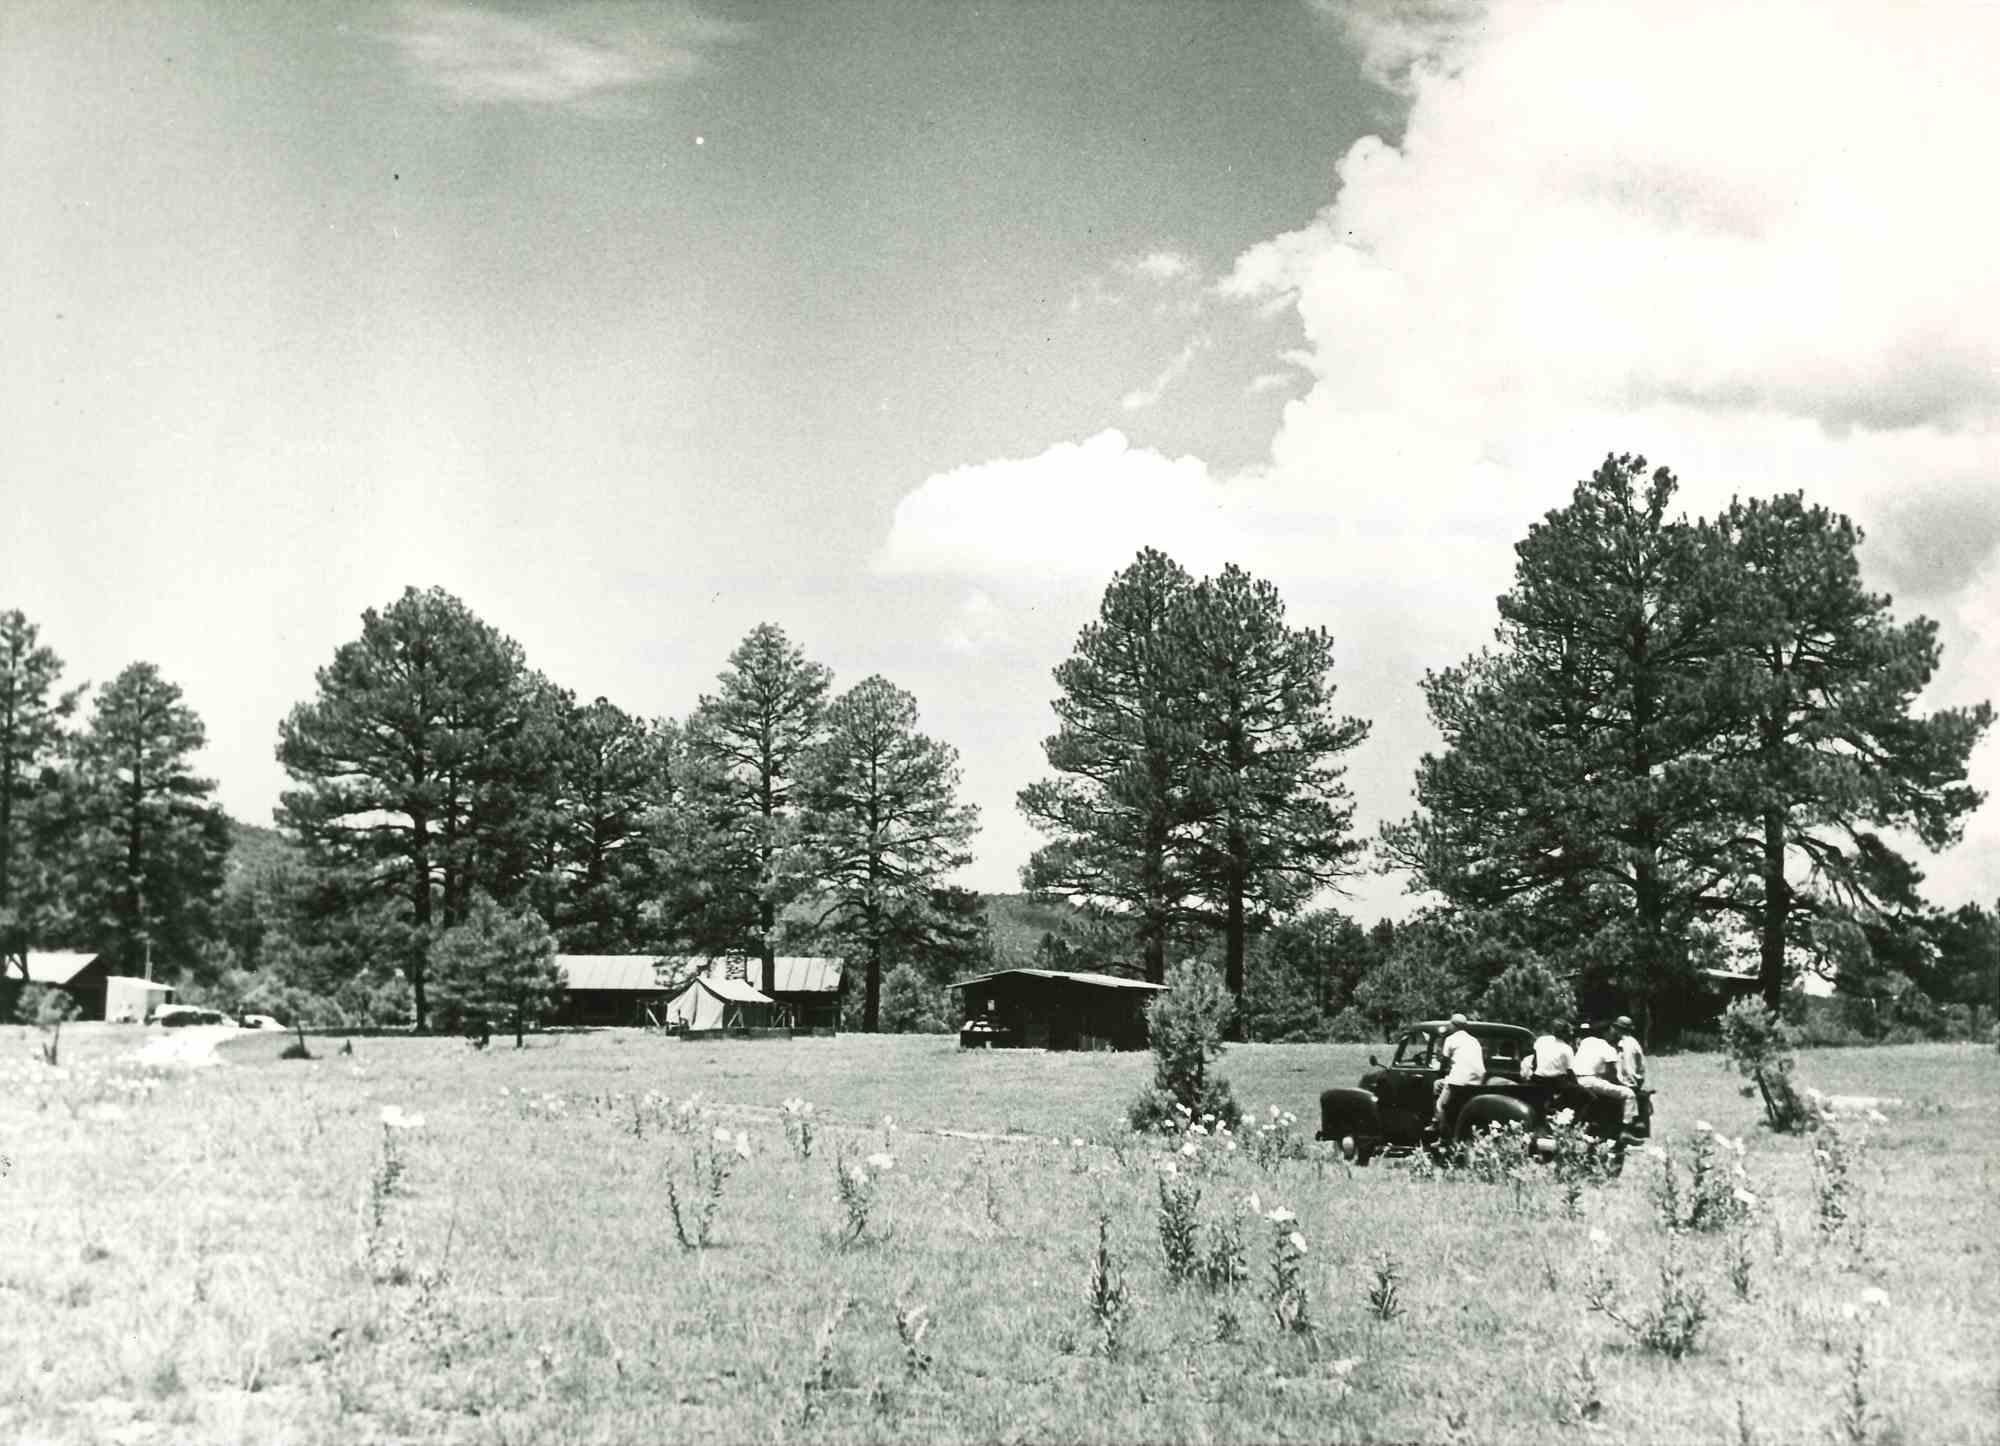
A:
[21,951,102,986]
[764,956,844,993]
[948,968,1167,993]
[558,955,686,993]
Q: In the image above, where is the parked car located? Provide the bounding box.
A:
[239,1013,284,1031]
[958,1015,1019,1050]
[151,1004,233,1028]
[1316,1019,1653,1165]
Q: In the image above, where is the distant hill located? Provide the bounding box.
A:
[226,818,294,880]
[982,892,1136,973]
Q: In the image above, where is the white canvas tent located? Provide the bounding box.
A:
[662,974,775,1031]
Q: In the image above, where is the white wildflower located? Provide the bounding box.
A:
[734,1131,751,1161]
[1265,1206,1296,1224]
[713,1125,733,1144]
[1288,1231,1308,1253]
[1588,1228,1610,1253]
[1181,1141,1199,1158]
[1071,1137,1086,1148]
[1695,1119,1714,1133]
[866,1151,895,1172]
[1859,1287,1889,1311]
[380,1105,425,1131]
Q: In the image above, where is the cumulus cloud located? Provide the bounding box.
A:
[388,2,740,108]
[889,0,2000,907]
[878,430,1244,581]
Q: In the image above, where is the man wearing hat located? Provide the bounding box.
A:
[1431,1012,1485,1136]
[1572,1020,1638,1131]
[1614,1015,1646,1091]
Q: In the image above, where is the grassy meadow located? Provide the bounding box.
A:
[1,1024,1994,1444]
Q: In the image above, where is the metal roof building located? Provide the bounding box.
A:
[949,967,1166,1051]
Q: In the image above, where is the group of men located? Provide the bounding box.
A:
[1431,1013,1648,1137]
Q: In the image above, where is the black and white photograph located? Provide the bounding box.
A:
[3,1,1995,1440]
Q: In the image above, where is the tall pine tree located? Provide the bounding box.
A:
[0,610,81,974]
[675,624,831,991]
[1018,549,1200,981]
[1383,456,1744,1025]
[797,676,978,1031]
[277,587,552,1029]
[1714,493,1991,1005]
[1176,564,1370,1000]
[72,663,229,978]
[546,698,676,953]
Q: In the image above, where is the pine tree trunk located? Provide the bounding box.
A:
[411,811,432,1033]
[1759,804,1788,1012]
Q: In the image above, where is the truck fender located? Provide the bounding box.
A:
[1453,1091,1537,1144]
[1317,1086,1381,1145]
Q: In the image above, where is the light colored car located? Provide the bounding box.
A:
[240,1013,284,1031]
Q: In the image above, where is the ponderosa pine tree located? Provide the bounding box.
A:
[675,624,831,992]
[71,662,229,978]
[427,892,563,1047]
[1175,564,1370,1002]
[1713,493,1991,1007]
[0,610,81,975]
[277,587,553,1029]
[1382,456,1744,1026]
[797,676,978,1031]
[1018,549,1199,982]
[546,698,677,953]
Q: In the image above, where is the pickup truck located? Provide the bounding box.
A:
[1315,1019,1652,1165]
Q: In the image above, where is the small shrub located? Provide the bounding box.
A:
[1260,1208,1311,1335]
[894,1301,932,1378]
[1200,1209,1248,1293]
[1157,1173,1202,1283]
[1809,1118,1861,1248]
[1720,999,1813,1132]
[781,1097,817,1160]
[667,1128,749,1250]
[1084,1213,1131,1360]
[1583,1244,1709,1359]
[832,1147,895,1249]
[1464,1121,1537,1209]
[1245,1105,1309,1172]
[798,1292,850,1426]
[1129,961,1242,1133]
[1366,1255,1405,1322]
[1652,1125,1756,1234]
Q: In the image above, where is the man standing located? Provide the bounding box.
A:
[1614,1015,1646,1088]
[1614,1014,1649,1133]
[1572,1020,1637,1130]
[1431,1012,1485,1135]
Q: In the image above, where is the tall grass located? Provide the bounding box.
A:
[0,1027,1989,1442]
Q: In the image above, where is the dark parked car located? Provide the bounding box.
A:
[1316,1020,1653,1164]
[151,1004,232,1028]
[958,1015,1019,1050]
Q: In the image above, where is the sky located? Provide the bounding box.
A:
[4,0,1997,926]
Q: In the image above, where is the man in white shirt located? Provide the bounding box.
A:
[1431,1013,1486,1134]
[1523,1019,1575,1081]
[1572,1021,1637,1126]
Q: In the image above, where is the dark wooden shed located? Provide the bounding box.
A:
[949,968,1166,1051]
